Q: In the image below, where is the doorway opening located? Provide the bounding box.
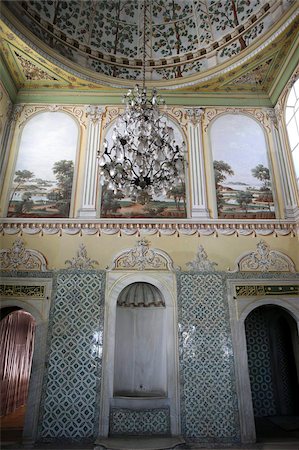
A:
[245,305,299,441]
[0,308,36,445]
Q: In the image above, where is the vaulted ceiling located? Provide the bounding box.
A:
[1,0,298,105]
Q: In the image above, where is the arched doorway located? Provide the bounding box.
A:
[245,305,299,441]
[0,308,36,445]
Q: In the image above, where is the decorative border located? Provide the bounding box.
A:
[1,220,297,237]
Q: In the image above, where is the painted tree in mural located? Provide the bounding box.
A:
[50,160,74,216]
[209,0,262,57]
[9,170,35,206]
[167,183,186,211]
[252,164,273,211]
[152,0,196,78]
[235,190,253,212]
[90,0,137,66]
[101,185,124,216]
[213,160,234,212]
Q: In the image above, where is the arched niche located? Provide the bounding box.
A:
[208,113,276,220]
[98,269,180,438]
[7,111,79,218]
[99,112,188,219]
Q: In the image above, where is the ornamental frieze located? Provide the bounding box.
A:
[0,221,296,238]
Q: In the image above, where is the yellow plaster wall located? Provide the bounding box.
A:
[1,233,298,271]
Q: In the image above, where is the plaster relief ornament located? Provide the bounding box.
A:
[65,244,99,269]
[0,238,47,271]
[234,240,296,272]
[186,245,218,271]
[110,239,178,271]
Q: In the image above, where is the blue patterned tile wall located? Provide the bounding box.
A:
[39,271,104,439]
[177,273,240,442]
[110,408,170,435]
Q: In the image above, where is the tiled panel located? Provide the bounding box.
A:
[110,408,170,435]
[40,271,104,439]
[177,273,239,441]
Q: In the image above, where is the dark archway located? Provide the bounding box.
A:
[0,308,36,445]
[245,305,299,441]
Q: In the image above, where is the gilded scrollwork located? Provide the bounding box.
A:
[0,238,48,271]
[186,245,218,271]
[65,244,99,269]
[233,240,296,272]
[110,239,178,271]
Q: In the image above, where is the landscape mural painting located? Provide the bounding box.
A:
[210,114,275,219]
[7,112,78,218]
[100,119,187,219]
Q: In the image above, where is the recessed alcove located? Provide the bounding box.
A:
[99,271,180,437]
[114,282,167,399]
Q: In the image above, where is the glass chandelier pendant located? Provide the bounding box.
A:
[98,86,186,197]
[97,0,185,198]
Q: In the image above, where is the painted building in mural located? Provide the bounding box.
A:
[0,0,299,449]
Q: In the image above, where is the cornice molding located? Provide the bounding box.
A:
[1,220,297,237]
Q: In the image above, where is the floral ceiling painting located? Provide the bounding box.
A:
[5,0,293,81]
[210,114,275,219]
[7,112,78,218]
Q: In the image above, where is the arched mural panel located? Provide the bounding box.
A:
[99,114,187,219]
[210,113,275,219]
[7,111,79,218]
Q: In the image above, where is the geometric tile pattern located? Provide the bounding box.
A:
[245,307,277,417]
[40,271,104,439]
[110,408,170,435]
[177,273,240,441]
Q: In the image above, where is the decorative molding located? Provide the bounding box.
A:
[17,104,87,129]
[110,239,178,271]
[233,240,296,272]
[0,238,47,271]
[15,52,57,81]
[65,244,99,269]
[1,221,297,238]
[0,284,45,298]
[203,107,271,133]
[235,284,299,297]
[186,245,218,271]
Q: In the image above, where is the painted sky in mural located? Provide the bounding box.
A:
[8,112,77,218]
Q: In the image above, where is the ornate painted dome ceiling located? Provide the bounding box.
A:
[2,0,297,85]
[0,0,298,100]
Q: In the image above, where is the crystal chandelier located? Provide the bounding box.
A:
[97,0,186,198]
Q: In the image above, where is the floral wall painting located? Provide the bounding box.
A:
[210,114,275,219]
[8,112,78,218]
[100,118,187,219]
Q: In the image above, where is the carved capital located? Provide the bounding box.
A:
[185,107,204,126]
[85,105,104,124]
[11,104,24,123]
[265,108,278,128]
